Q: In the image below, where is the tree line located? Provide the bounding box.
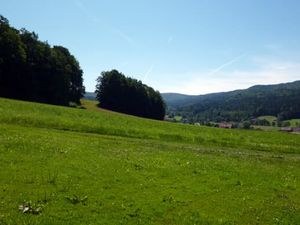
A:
[0,15,166,120]
[96,70,165,120]
[0,15,85,105]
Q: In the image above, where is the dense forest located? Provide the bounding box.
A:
[163,81,300,123]
[0,15,85,105]
[96,70,166,120]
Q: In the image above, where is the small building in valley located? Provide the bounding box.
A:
[280,127,293,132]
[218,123,233,129]
[293,127,300,133]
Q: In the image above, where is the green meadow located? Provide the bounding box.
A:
[257,116,277,124]
[285,119,300,128]
[0,98,300,225]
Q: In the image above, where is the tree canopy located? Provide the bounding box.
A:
[95,70,166,120]
[0,15,85,105]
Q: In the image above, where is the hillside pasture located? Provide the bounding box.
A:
[0,97,300,224]
[284,119,300,127]
[257,116,277,124]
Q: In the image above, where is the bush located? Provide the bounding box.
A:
[242,121,251,129]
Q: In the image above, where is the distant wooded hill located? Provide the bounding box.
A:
[162,81,300,123]
[84,92,96,100]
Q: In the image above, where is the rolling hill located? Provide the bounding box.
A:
[84,92,97,100]
[162,80,300,122]
[0,97,300,224]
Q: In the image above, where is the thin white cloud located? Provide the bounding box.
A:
[154,59,300,95]
[120,61,129,67]
[167,36,173,45]
[208,53,247,76]
[74,0,99,23]
[74,0,134,45]
[143,64,154,82]
[111,28,134,45]
[264,44,282,53]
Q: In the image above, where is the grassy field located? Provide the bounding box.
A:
[252,125,279,131]
[0,98,300,224]
[284,119,300,128]
[257,116,300,128]
[257,116,277,124]
[173,116,182,122]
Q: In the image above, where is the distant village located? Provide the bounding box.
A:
[165,115,300,134]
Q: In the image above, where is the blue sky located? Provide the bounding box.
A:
[1,0,300,94]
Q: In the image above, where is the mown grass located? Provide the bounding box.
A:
[258,116,277,124]
[252,125,279,131]
[284,119,300,127]
[0,97,300,224]
[1,98,300,154]
[174,116,182,122]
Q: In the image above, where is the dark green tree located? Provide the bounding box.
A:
[95,70,165,120]
[0,17,26,98]
[0,15,85,105]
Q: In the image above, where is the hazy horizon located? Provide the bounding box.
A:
[1,0,300,94]
[85,79,299,96]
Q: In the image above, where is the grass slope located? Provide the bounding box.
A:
[284,119,300,127]
[0,98,300,225]
[257,116,277,123]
